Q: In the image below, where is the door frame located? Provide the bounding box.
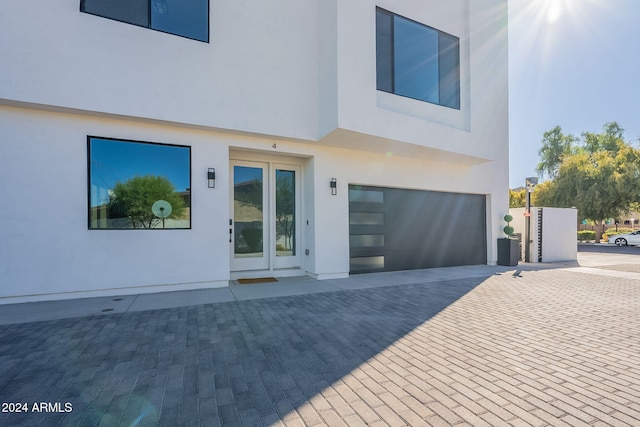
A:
[230,154,303,276]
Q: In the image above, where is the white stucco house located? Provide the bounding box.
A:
[0,0,509,303]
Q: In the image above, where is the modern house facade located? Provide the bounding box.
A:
[0,0,509,303]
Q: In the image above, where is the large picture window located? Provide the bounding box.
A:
[376,7,460,109]
[80,0,209,42]
[88,137,191,229]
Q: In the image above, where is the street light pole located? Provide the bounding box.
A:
[524,177,538,262]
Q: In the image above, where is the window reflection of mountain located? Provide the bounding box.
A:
[234,179,263,211]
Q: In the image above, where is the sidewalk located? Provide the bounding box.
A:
[1,253,639,426]
[0,263,562,326]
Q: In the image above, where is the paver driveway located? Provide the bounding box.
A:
[1,266,639,426]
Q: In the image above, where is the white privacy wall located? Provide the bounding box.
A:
[540,208,578,262]
[510,207,578,263]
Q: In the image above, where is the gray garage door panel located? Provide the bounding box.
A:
[349,185,486,273]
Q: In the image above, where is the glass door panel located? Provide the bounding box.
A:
[275,169,295,257]
[231,163,268,271]
[273,166,300,269]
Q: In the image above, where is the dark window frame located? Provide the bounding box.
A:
[87,135,192,230]
[80,0,210,43]
[376,7,460,110]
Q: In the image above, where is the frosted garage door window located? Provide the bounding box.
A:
[350,212,384,225]
[349,189,384,203]
[349,235,385,248]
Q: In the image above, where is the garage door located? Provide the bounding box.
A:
[349,185,486,273]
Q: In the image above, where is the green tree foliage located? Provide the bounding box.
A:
[535,125,578,179]
[531,122,640,241]
[509,188,526,208]
[510,182,556,209]
[530,180,555,207]
[108,175,186,228]
[582,122,625,154]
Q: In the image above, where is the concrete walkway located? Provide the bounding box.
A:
[1,252,639,426]
[0,263,571,326]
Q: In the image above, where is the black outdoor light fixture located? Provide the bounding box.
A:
[330,178,337,195]
[208,168,216,188]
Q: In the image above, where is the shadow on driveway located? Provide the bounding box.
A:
[0,277,485,426]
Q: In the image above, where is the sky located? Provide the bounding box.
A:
[508,0,640,188]
[90,138,190,206]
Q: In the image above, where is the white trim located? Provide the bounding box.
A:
[309,272,350,280]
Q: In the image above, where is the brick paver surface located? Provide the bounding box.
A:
[1,269,639,426]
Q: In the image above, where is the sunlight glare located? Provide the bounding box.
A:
[537,0,606,26]
[546,1,563,24]
[510,0,606,74]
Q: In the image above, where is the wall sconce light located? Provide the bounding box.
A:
[208,168,216,188]
[330,178,337,195]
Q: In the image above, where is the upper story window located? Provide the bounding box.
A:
[376,7,460,110]
[80,0,209,42]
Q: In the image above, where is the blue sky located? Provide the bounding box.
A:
[509,0,640,187]
[234,166,263,186]
[90,138,190,206]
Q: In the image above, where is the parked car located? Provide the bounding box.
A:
[608,230,640,246]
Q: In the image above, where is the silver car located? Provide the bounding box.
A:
[608,230,640,246]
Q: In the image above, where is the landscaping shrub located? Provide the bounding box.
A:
[577,230,596,242]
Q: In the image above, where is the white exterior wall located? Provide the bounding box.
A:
[1,0,509,302]
[0,0,323,139]
[0,106,232,300]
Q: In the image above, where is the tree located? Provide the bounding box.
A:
[530,180,555,207]
[582,122,625,154]
[548,148,640,241]
[108,175,186,228]
[509,188,526,208]
[275,172,295,251]
[535,125,578,179]
[532,122,640,242]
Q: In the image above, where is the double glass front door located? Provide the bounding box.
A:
[231,160,299,272]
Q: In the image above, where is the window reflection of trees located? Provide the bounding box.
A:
[107,175,186,228]
[89,138,191,229]
[276,170,295,256]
